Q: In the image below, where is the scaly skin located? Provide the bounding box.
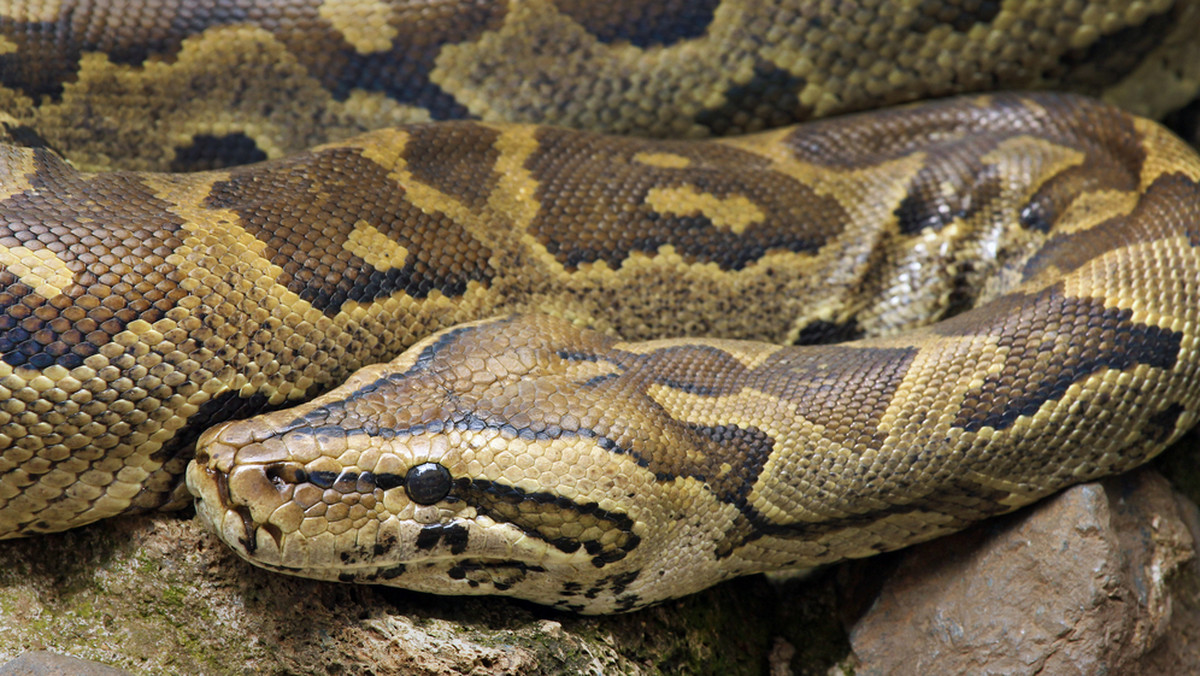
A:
[2,1,1200,612]
[187,95,1200,612]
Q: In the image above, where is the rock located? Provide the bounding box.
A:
[0,651,131,676]
[843,468,1200,675]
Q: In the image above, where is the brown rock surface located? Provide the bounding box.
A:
[844,468,1200,675]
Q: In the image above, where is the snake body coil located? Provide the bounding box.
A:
[2,1,1200,613]
[186,95,1200,612]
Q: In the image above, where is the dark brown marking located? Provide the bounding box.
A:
[552,0,719,47]
[608,340,918,456]
[170,132,268,172]
[795,319,864,344]
[620,344,757,396]
[378,564,407,579]
[574,340,919,512]
[895,162,1005,235]
[1013,111,1147,236]
[526,127,847,270]
[1024,174,1200,278]
[0,150,189,369]
[455,478,641,565]
[1056,3,1181,88]
[1143,403,1188,445]
[936,286,1182,432]
[1163,97,1200,149]
[413,523,470,555]
[0,9,198,102]
[684,423,776,511]
[760,346,920,452]
[205,144,496,313]
[0,122,56,152]
[696,60,813,135]
[402,123,502,212]
[605,570,641,596]
[0,1,507,120]
[912,0,1001,33]
[443,559,547,586]
[313,1,508,116]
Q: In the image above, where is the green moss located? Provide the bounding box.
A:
[134,552,161,576]
[160,586,187,607]
[69,598,97,619]
[561,577,775,674]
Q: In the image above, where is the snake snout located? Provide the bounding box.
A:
[187,418,294,556]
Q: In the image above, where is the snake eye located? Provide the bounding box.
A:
[405,462,452,505]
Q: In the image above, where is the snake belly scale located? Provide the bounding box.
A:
[1,1,1200,614]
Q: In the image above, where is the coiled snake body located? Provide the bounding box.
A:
[2,1,1200,613]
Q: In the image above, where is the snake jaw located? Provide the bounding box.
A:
[186,446,659,611]
[187,420,661,611]
[185,401,654,610]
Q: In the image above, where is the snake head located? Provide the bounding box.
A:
[186,314,750,613]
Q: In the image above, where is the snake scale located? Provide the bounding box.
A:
[2,1,1200,613]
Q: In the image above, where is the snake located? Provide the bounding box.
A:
[2,1,1200,614]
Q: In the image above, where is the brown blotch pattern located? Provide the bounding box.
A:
[205,145,496,311]
[299,0,510,114]
[2,0,1197,176]
[1054,1,1183,89]
[525,126,847,270]
[0,0,510,116]
[402,122,503,212]
[0,149,188,368]
[911,0,1002,33]
[1014,103,1147,233]
[0,67,1197,612]
[938,285,1183,433]
[694,60,814,136]
[551,0,719,47]
[1024,172,1200,276]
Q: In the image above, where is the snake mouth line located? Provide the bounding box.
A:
[195,465,266,555]
[262,463,409,494]
[255,556,553,592]
[272,555,549,571]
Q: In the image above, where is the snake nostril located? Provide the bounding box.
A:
[404,462,452,505]
[264,462,307,487]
